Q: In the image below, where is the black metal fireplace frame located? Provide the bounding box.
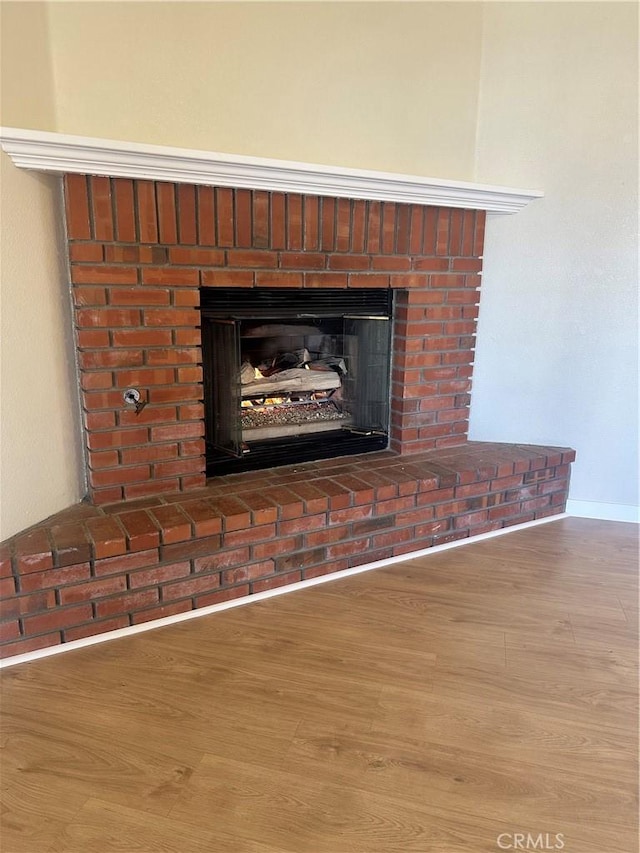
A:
[200,288,394,476]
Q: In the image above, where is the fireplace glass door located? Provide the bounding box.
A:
[201,288,393,474]
[201,318,242,457]
[343,316,392,434]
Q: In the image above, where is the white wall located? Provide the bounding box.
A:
[471,2,639,518]
[0,2,85,539]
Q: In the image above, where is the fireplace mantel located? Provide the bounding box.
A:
[0,127,542,215]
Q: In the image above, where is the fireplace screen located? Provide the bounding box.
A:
[201,289,393,474]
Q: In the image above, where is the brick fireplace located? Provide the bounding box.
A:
[66,175,484,503]
[0,168,575,660]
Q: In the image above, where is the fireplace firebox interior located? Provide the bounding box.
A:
[201,289,393,474]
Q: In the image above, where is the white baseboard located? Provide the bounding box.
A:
[566,500,640,524]
[0,513,567,670]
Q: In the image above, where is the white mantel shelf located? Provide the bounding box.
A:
[0,127,543,215]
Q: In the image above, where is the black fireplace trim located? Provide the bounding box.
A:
[207,430,389,476]
[201,287,393,319]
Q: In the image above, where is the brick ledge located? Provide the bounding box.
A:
[0,441,575,659]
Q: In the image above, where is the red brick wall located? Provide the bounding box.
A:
[64,175,485,504]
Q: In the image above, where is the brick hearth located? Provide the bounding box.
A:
[0,442,574,659]
[0,174,575,659]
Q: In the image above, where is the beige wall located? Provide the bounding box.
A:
[0,2,84,539]
[470,2,639,516]
[47,1,482,179]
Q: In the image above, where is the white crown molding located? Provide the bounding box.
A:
[0,127,543,215]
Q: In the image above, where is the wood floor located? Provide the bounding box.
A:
[0,517,637,853]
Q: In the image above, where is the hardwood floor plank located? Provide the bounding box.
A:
[1,712,200,817]
[504,636,635,688]
[168,751,520,853]
[372,686,636,784]
[46,797,286,853]
[284,726,636,832]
